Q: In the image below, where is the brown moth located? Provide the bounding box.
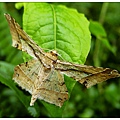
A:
[5,13,120,107]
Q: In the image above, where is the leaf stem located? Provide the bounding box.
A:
[99,3,109,24]
[93,3,109,67]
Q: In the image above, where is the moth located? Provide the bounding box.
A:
[5,13,120,107]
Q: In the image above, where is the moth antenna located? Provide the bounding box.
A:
[56,52,65,61]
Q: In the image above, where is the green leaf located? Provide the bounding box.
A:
[0,3,12,59]
[15,2,24,10]
[21,3,91,117]
[89,20,116,55]
[99,38,116,55]
[89,20,107,37]
[23,3,91,64]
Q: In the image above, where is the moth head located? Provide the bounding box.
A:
[48,50,58,62]
[50,50,58,57]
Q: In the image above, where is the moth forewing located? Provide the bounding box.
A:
[13,64,34,94]
[56,61,120,88]
[4,13,43,59]
[4,13,22,50]
[13,59,43,93]
[79,68,120,88]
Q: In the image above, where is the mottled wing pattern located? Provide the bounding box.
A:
[13,59,68,107]
[79,68,120,88]
[56,61,120,88]
[4,13,45,60]
[31,69,68,107]
[13,59,41,94]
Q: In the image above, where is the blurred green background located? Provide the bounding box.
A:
[0,2,120,117]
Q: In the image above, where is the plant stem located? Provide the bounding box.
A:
[93,2,109,67]
[99,3,109,24]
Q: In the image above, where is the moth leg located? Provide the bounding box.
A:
[30,89,39,106]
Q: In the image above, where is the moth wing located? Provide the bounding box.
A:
[13,59,41,93]
[56,61,120,88]
[31,69,68,107]
[79,68,120,88]
[4,13,44,59]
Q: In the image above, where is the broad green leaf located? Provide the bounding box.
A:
[89,20,116,55]
[20,3,91,117]
[89,20,107,37]
[23,3,91,64]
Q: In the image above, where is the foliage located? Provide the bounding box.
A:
[0,2,120,118]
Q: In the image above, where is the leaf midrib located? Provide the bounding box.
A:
[50,4,57,50]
